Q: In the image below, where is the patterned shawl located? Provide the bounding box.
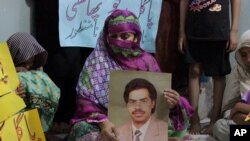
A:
[18,71,60,131]
[71,9,160,124]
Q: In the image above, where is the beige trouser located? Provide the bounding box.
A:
[213,110,236,141]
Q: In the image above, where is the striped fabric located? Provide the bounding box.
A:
[7,32,48,69]
[134,130,142,141]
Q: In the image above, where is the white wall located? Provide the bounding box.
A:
[0,0,249,49]
[230,0,250,66]
[238,0,250,37]
[0,0,32,41]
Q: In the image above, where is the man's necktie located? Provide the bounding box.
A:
[134,130,142,141]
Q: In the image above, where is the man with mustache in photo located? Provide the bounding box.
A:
[118,78,168,141]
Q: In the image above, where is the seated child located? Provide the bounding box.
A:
[213,30,250,141]
[7,32,60,132]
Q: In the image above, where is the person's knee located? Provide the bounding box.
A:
[212,75,225,81]
[189,65,201,78]
[213,119,230,141]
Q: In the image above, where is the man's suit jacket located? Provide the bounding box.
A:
[117,116,168,141]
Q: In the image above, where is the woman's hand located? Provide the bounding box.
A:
[230,102,250,119]
[163,89,180,109]
[99,120,119,141]
[16,83,26,99]
[230,103,239,119]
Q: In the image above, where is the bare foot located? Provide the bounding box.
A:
[189,113,201,134]
[189,122,201,134]
[201,124,214,135]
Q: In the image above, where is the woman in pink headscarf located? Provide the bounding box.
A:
[67,9,193,141]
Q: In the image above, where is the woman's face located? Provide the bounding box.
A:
[16,56,35,70]
[108,32,137,42]
[239,47,250,70]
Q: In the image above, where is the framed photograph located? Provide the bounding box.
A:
[108,70,171,141]
[108,70,171,126]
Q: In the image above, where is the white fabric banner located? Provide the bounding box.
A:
[59,0,162,53]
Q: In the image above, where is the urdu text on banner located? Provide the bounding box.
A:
[59,0,162,53]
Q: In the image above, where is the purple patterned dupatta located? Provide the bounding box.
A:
[71,10,160,124]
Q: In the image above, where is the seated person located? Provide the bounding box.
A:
[7,32,61,132]
[213,29,250,141]
[67,9,193,141]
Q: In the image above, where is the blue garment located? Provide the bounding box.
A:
[19,71,60,131]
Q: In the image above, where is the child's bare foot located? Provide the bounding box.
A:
[189,113,201,134]
[201,124,214,135]
[189,122,201,134]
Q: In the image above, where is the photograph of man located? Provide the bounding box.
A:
[118,78,168,141]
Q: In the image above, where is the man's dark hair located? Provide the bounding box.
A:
[123,78,157,113]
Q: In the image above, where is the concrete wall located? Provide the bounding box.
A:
[230,0,250,66]
[0,0,33,41]
[238,0,250,37]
